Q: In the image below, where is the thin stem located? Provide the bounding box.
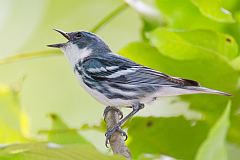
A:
[90,3,128,33]
[0,49,62,65]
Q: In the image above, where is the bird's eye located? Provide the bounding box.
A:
[75,32,83,38]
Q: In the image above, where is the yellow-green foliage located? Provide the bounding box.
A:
[0,0,240,159]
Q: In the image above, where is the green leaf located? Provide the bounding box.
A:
[147,29,239,142]
[127,116,209,160]
[231,56,240,71]
[47,114,91,145]
[155,0,220,30]
[119,42,239,144]
[195,102,231,160]
[119,42,238,93]
[0,85,29,143]
[191,0,235,23]
[155,0,240,45]
[0,143,124,160]
[148,28,238,60]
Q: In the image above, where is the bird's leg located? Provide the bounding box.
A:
[104,106,123,121]
[104,103,144,147]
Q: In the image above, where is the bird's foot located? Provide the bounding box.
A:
[103,106,123,121]
[105,125,127,147]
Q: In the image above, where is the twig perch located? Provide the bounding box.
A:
[104,106,131,159]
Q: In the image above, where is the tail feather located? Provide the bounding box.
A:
[181,78,200,87]
[177,77,231,96]
[183,86,231,96]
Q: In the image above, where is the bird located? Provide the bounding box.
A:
[47,29,231,146]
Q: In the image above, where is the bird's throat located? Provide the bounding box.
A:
[61,43,92,66]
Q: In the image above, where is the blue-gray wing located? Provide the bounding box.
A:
[79,54,199,99]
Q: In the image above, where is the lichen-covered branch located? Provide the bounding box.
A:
[104,106,131,159]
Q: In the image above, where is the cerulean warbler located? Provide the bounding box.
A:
[48,29,231,146]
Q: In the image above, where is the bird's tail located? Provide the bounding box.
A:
[182,86,231,96]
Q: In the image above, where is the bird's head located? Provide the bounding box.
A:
[48,29,110,49]
[47,29,111,64]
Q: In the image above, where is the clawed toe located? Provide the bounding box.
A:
[118,112,123,120]
[105,135,111,148]
[117,127,128,141]
[105,127,115,148]
[105,126,127,147]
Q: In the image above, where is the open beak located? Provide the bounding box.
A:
[47,29,70,48]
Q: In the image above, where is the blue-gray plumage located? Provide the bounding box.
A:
[47,29,231,146]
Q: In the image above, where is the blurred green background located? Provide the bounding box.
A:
[0,0,240,160]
